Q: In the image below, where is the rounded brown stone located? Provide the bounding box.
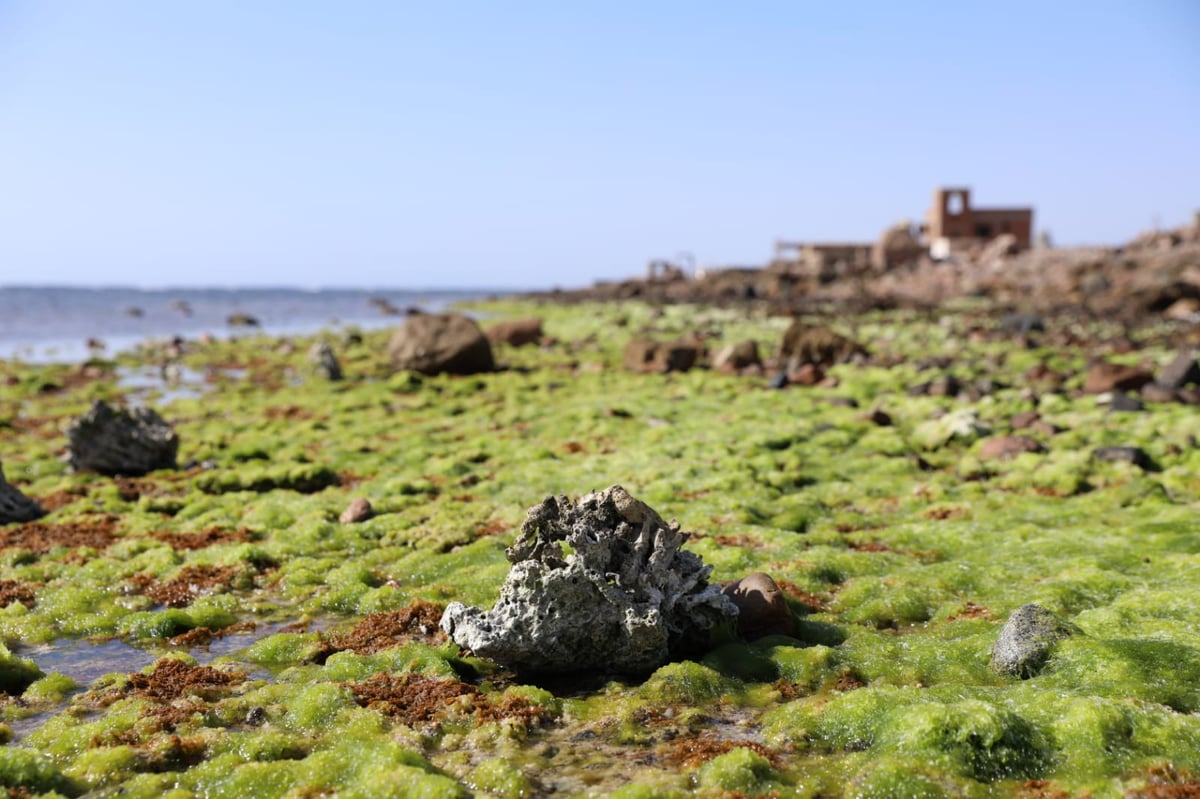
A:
[722,572,795,640]
[340,498,374,524]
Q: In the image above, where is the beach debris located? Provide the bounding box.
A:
[623,339,701,373]
[441,485,737,674]
[0,462,45,524]
[309,341,343,381]
[721,573,795,640]
[486,317,544,347]
[387,313,495,375]
[340,497,374,524]
[66,400,179,477]
[990,603,1077,678]
[912,408,991,450]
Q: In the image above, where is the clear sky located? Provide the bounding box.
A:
[2,1,1197,289]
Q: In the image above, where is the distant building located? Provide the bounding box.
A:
[921,187,1033,257]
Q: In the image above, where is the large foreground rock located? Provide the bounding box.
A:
[441,485,737,674]
[387,313,495,375]
[0,463,44,524]
[66,400,179,476]
[990,603,1076,678]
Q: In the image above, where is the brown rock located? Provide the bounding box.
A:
[340,498,374,524]
[787,363,824,386]
[1083,361,1154,394]
[779,322,866,368]
[722,572,795,640]
[1157,350,1200,389]
[978,435,1044,461]
[712,340,761,372]
[1141,383,1178,404]
[485,318,544,348]
[387,313,495,376]
[1010,410,1040,430]
[623,339,700,373]
[1163,297,1200,320]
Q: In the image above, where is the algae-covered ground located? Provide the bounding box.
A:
[0,300,1197,798]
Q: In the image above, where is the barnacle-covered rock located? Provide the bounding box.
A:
[441,485,737,674]
[66,400,179,477]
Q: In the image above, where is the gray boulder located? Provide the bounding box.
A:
[990,603,1076,678]
[441,485,737,674]
[0,463,44,524]
[66,400,179,477]
[387,313,494,376]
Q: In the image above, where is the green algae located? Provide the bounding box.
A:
[0,301,1198,796]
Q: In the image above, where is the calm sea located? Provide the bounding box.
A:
[0,286,499,363]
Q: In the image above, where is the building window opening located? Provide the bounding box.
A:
[946,192,965,215]
[975,223,993,238]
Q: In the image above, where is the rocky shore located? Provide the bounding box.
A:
[0,287,1197,797]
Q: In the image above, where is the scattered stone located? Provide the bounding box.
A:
[66,400,179,477]
[927,373,962,398]
[712,340,761,372]
[387,313,495,376]
[1106,392,1145,413]
[1156,350,1200,390]
[787,363,824,386]
[722,573,795,640]
[997,313,1045,335]
[768,371,789,390]
[339,498,374,524]
[978,436,1044,461]
[0,463,45,524]
[866,409,892,426]
[441,485,737,674]
[1141,383,1178,404]
[309,341,343,381]
[912,408,991,450]
[1083,361,1154,394]
[779,322,866,369]
[1092,446,1155,471]
[1163,297,1200,320]
[227,313,260,328]
[990,603,1076,678]
[1010,410,1041,430]
[623,339,700,373]
[486,318,544,347]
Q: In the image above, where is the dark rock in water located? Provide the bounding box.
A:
[1106,391,1145,413]
[441,485,737,674]
[309,341,343,381]
[227,313,260,328]
[66,401,179,477]
[0,463,45,524]
[998,313,1045,335]
[486,317,544,348]
[990,603,1076,678]
[339,497,373,524]
[1092,446,1156,471]
[722,573,795,640]
[867,408,892,426]
[1157,350,1200,390]
[387,313,495,376]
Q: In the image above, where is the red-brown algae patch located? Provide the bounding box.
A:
[150,526,252,550]
[0,580,39,609]
[323,600,447,654]
[127,564,258,608]
[0,515,120,554]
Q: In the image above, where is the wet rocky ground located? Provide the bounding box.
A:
[0,299,1197,797]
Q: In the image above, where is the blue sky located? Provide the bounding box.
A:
[1,2,1197,289]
